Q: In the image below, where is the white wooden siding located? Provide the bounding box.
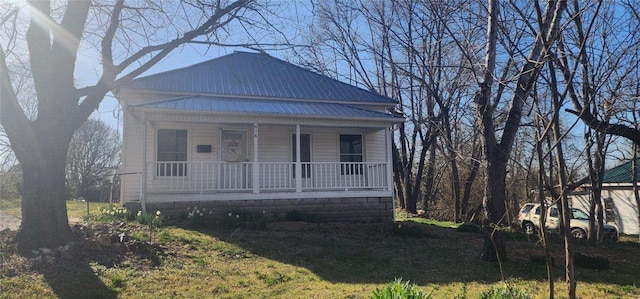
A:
[366,130,386,162]
[570,188,640,235]
[603,188,639,235]
[312,129,337,162]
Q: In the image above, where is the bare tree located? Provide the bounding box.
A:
[545,60,578,299]
[554,0,639,242]
[465,0,567,262]
[66,118,120,201]
[300,0,480,215]
[0,0,268,252]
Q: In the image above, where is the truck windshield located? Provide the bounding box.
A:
[571,208,589,220]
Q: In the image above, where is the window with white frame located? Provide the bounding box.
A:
[156,129,188,176]
[340,134,363,175]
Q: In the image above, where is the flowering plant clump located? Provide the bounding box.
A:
[136,210,163,227]
[185,206,213,226]
[135,210,163,243]
[85,205,130,223]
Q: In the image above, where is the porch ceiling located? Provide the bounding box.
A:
[131,96,404,124]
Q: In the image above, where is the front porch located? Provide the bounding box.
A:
[129,118,396,213]
[147,161,390,194]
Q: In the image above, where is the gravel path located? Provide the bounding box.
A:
[0,213,21,231]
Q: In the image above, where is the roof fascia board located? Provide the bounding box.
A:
[136,108,402,127]
[117,88,398,107]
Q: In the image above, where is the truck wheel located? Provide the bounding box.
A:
[571,228,586,239]
[523,222,536,235]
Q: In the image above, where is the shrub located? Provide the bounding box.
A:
[479,285,531,299]
[371,279,431,299]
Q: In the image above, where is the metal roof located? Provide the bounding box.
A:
[132,96,403,122]
[575,158,640,185]
[601,158,640,184]
[123,51,396,105]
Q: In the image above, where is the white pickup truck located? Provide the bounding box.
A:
[517,203,618,241]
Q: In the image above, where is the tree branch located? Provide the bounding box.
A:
[499,0,566,154]
[0,46,37,162]
[115,0,250,74]
[73,0,252,127]
[565,108,640,146]
[101,0,125,79]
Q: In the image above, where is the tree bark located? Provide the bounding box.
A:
[461,141,481,221]
[14,124,74,252]
[480,149,508,261]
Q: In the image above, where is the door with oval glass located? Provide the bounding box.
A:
[221,130,247,190]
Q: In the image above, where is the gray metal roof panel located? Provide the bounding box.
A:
[132,96,402,121]
[124,51,397,105]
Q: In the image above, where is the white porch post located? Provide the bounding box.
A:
[295,124,302,192]
[253,123,259,194]
[386,126,393,192]
[140,112,148,214]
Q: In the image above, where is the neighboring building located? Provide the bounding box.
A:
[115,51,403,222]
[570,159,640,235]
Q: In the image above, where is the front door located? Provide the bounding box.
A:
[292,134,311,185]
[221,130,247,189]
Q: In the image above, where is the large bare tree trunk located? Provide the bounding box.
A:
[17,130,73,251]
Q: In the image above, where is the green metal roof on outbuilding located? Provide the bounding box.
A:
[577,158,640,185]
[600,158,640,183]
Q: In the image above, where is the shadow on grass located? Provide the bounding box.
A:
[189,221,640,287]
[38,257,118,299]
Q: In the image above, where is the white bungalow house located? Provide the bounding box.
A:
[116,51,403,222]
[570,159,640,235]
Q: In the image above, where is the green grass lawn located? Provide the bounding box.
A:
[1,205,639,298]
[0,198,110,222]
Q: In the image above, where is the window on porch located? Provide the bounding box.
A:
[157,129,187,176]
[340,134,363,175]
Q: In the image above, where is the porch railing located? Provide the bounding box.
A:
[146,161,388,193]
